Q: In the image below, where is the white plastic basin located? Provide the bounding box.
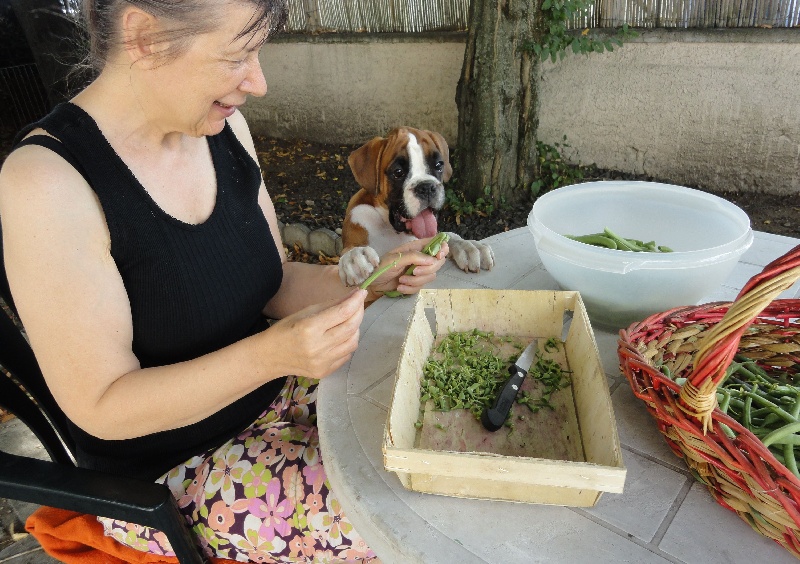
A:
[528,181,753,328]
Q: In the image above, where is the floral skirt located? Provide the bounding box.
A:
[99,376,378,563]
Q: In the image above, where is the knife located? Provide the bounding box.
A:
[481,338,539,432]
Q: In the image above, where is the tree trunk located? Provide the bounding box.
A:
[456,0,544,204]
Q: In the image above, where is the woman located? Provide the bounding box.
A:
[0,0,447,561]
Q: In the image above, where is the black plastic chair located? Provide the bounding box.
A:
[0,256,208,562]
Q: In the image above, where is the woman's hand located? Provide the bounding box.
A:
[363,236,449,301]
[265,288,367,380]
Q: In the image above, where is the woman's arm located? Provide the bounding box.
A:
[0,143,365,441]
[0,114,446,442]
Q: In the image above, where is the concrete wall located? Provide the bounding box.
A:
[245,34,465,145]
[245,30,800,195]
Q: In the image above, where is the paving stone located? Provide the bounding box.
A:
[283,223,311,250]
[0,420,57,563]
[308,228,339,257]
[0,531,58,563]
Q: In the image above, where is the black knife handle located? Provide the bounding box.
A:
[481,369,527,432]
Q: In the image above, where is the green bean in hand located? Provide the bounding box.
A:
[359,254,401,290]
[383,232,450,298]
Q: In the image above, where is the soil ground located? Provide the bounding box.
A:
[256,135,800,247]
[1,126,798,250]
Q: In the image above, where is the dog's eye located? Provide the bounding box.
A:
[435,161,445,171]
[391,167,405,179]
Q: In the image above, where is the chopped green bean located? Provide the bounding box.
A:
[418,330,570,431]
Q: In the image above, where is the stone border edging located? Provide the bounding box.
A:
[277,220,344,258]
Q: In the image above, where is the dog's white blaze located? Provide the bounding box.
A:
[349,204,415,256]
[403,133,443,217]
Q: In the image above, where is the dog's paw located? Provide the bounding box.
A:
[446,233,495,273]
[339,246,381,287]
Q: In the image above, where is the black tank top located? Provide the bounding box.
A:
[13,103,287,480]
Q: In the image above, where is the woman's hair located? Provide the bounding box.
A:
[80,0,288,73]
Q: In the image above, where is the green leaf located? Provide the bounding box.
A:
[538,0,634,64]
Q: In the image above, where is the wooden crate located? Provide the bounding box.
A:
[383,289,626,507]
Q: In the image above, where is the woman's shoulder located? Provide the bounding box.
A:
[4,101,94,181]
[224,110,259,158]
[12,102,86,146]
[0,129,101,227]
[225,109,251,136]
[2,133,79,189]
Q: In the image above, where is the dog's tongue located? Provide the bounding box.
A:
[407,209,438,238]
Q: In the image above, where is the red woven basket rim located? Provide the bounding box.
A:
[618,298,800,526]
[617,244,800,555]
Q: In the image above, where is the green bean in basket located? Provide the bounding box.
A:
[566,227,673,252]
[668,355,800,478]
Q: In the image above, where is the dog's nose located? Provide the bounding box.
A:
[414,182,437,200]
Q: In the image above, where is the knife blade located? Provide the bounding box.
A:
[481,338,539,432]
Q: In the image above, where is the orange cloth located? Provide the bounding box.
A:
[26,506,235,564]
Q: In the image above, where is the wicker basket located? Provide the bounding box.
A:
[618,244,800,557]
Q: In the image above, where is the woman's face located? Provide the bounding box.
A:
[139,2,271,137]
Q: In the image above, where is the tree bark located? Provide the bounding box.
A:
[456,0,544,204]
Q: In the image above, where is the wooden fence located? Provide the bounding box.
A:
[286,0,799,32]
[56,0,799,32]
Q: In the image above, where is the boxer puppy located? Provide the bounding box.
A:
[339,126,494,287]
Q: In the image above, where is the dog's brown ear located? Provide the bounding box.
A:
[348,137,387,195]
[429,131,453,183]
